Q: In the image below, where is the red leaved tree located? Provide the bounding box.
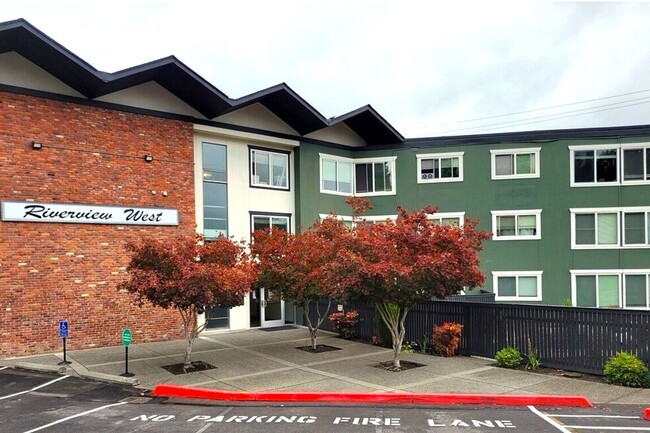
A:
[340,202,491,369]
[251,217,356,350]
[118,234,256,369]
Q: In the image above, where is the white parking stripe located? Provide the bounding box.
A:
[0,375,69,400]
[552,415,640,419]
[562,427,650,431]
[528,406,572,433]
[21,401,128,433]
[0,366,8,370]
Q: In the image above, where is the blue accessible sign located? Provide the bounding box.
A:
[59,321,69,338]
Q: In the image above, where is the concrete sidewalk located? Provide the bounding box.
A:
[2,326,648,405]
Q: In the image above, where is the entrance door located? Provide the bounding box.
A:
[260,287,284,327]
[250,287,285,328]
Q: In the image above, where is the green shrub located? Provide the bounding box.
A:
[495,346,523,369]
[432,322,463,357]
[603,351,649,388]
[526,338,541,370]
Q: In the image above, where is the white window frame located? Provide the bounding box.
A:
[570,206,650,249]
[251,213,291,234]
[491,209,542,240]
[250,148,289,190]
[493,271,543,301]
[571,270,650,309]
[621,142,650,184]
[490,147,540,180]
[416,152,464,183]
[318,214,397,227]
[319,153,397,197]
[428,211,466,226]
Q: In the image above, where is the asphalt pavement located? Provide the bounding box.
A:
[2,326,649,407]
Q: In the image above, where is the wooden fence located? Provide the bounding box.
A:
[311,300,650,375]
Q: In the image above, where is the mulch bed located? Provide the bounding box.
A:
[508,364,606,384]
[161,360,216,375]
[373,360,426,372]
[296,344,342,353]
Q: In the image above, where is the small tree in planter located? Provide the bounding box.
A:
[328,310,359,339]
[251,216,354,351]
[118,234,256,370]
[337,199,490,370]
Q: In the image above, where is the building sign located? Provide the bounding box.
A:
[1,201,179,226]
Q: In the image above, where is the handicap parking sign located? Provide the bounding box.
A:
[59,321,69,338]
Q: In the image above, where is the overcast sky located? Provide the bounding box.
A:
[2,1,650,138]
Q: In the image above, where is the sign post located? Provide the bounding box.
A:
[58,321,71,365]
[121,328,134,377]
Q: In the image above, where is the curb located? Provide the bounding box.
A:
[78,371,140,387]
[13,362,67,375]
[644,408,649,421]
[152,385,593,407]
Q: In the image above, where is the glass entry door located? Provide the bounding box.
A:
[261,287,284,327]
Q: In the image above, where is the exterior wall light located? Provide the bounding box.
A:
[32,141,43,149]
[144,154,153,163]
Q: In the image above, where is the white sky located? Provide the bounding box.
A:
[2,1,650,138]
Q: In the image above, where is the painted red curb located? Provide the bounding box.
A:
[643,408,650,421]
[151,384,593,407]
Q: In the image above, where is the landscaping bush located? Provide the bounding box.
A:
[432,322,463,357]
[495,346,523,368]
[603,351,650,388]
[328,310,359,339]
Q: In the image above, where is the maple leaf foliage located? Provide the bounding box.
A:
[118,234,256,368]
[337,204,491,369]
[251,217,353,349]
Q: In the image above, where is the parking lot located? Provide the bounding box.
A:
[1,368,648,433]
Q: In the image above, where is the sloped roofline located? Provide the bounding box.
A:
[0,18,404,144]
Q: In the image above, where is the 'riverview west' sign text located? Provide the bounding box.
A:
[1,201,179,226]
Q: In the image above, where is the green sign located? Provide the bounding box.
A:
[122,328,132,346]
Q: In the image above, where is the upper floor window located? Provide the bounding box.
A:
[251,213,290,234]
[429,211,465,226]
[570,143,650,186]
[202,142,228,239]
[250,147,289,190]
[320,154,396,196]
[491,210,541,240]
[570,207,650,249]
[490,148,540,180]
[417,152,464,183]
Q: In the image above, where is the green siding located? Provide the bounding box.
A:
[296,137,650,306]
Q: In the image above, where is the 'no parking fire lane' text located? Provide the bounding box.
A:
[131,414,516,428]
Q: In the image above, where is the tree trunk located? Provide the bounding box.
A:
[179,305,208,370]
[301,298,332,350]
[376,302,409,370]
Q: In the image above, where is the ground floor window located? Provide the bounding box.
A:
[571,270,650,309]
[492,271,542,301]
[205,305,230,329]
[251,213,290,233]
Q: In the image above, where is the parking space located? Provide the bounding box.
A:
[538,405,650,432]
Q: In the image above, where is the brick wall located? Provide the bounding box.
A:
[0,91,196,357]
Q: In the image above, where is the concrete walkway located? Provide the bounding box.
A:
[2,326,648,405]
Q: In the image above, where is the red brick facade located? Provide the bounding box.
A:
[0,91,196,357]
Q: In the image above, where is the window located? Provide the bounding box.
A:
[251,214,290,234]
[250,148,289,190]
[623,211,650,245]
[429,212,465,226]
[205,305,230,330]
[319,214,396,228]
[202,143,228,239]
[417,152,464,183]
[320,154,396,196]
[493,271,542,301]
[570,207,650,249]
[490,148,540,179]
[571,270,650,309]
[570,143,650,186]
[622,145,650,182]
[491,210,541,240]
